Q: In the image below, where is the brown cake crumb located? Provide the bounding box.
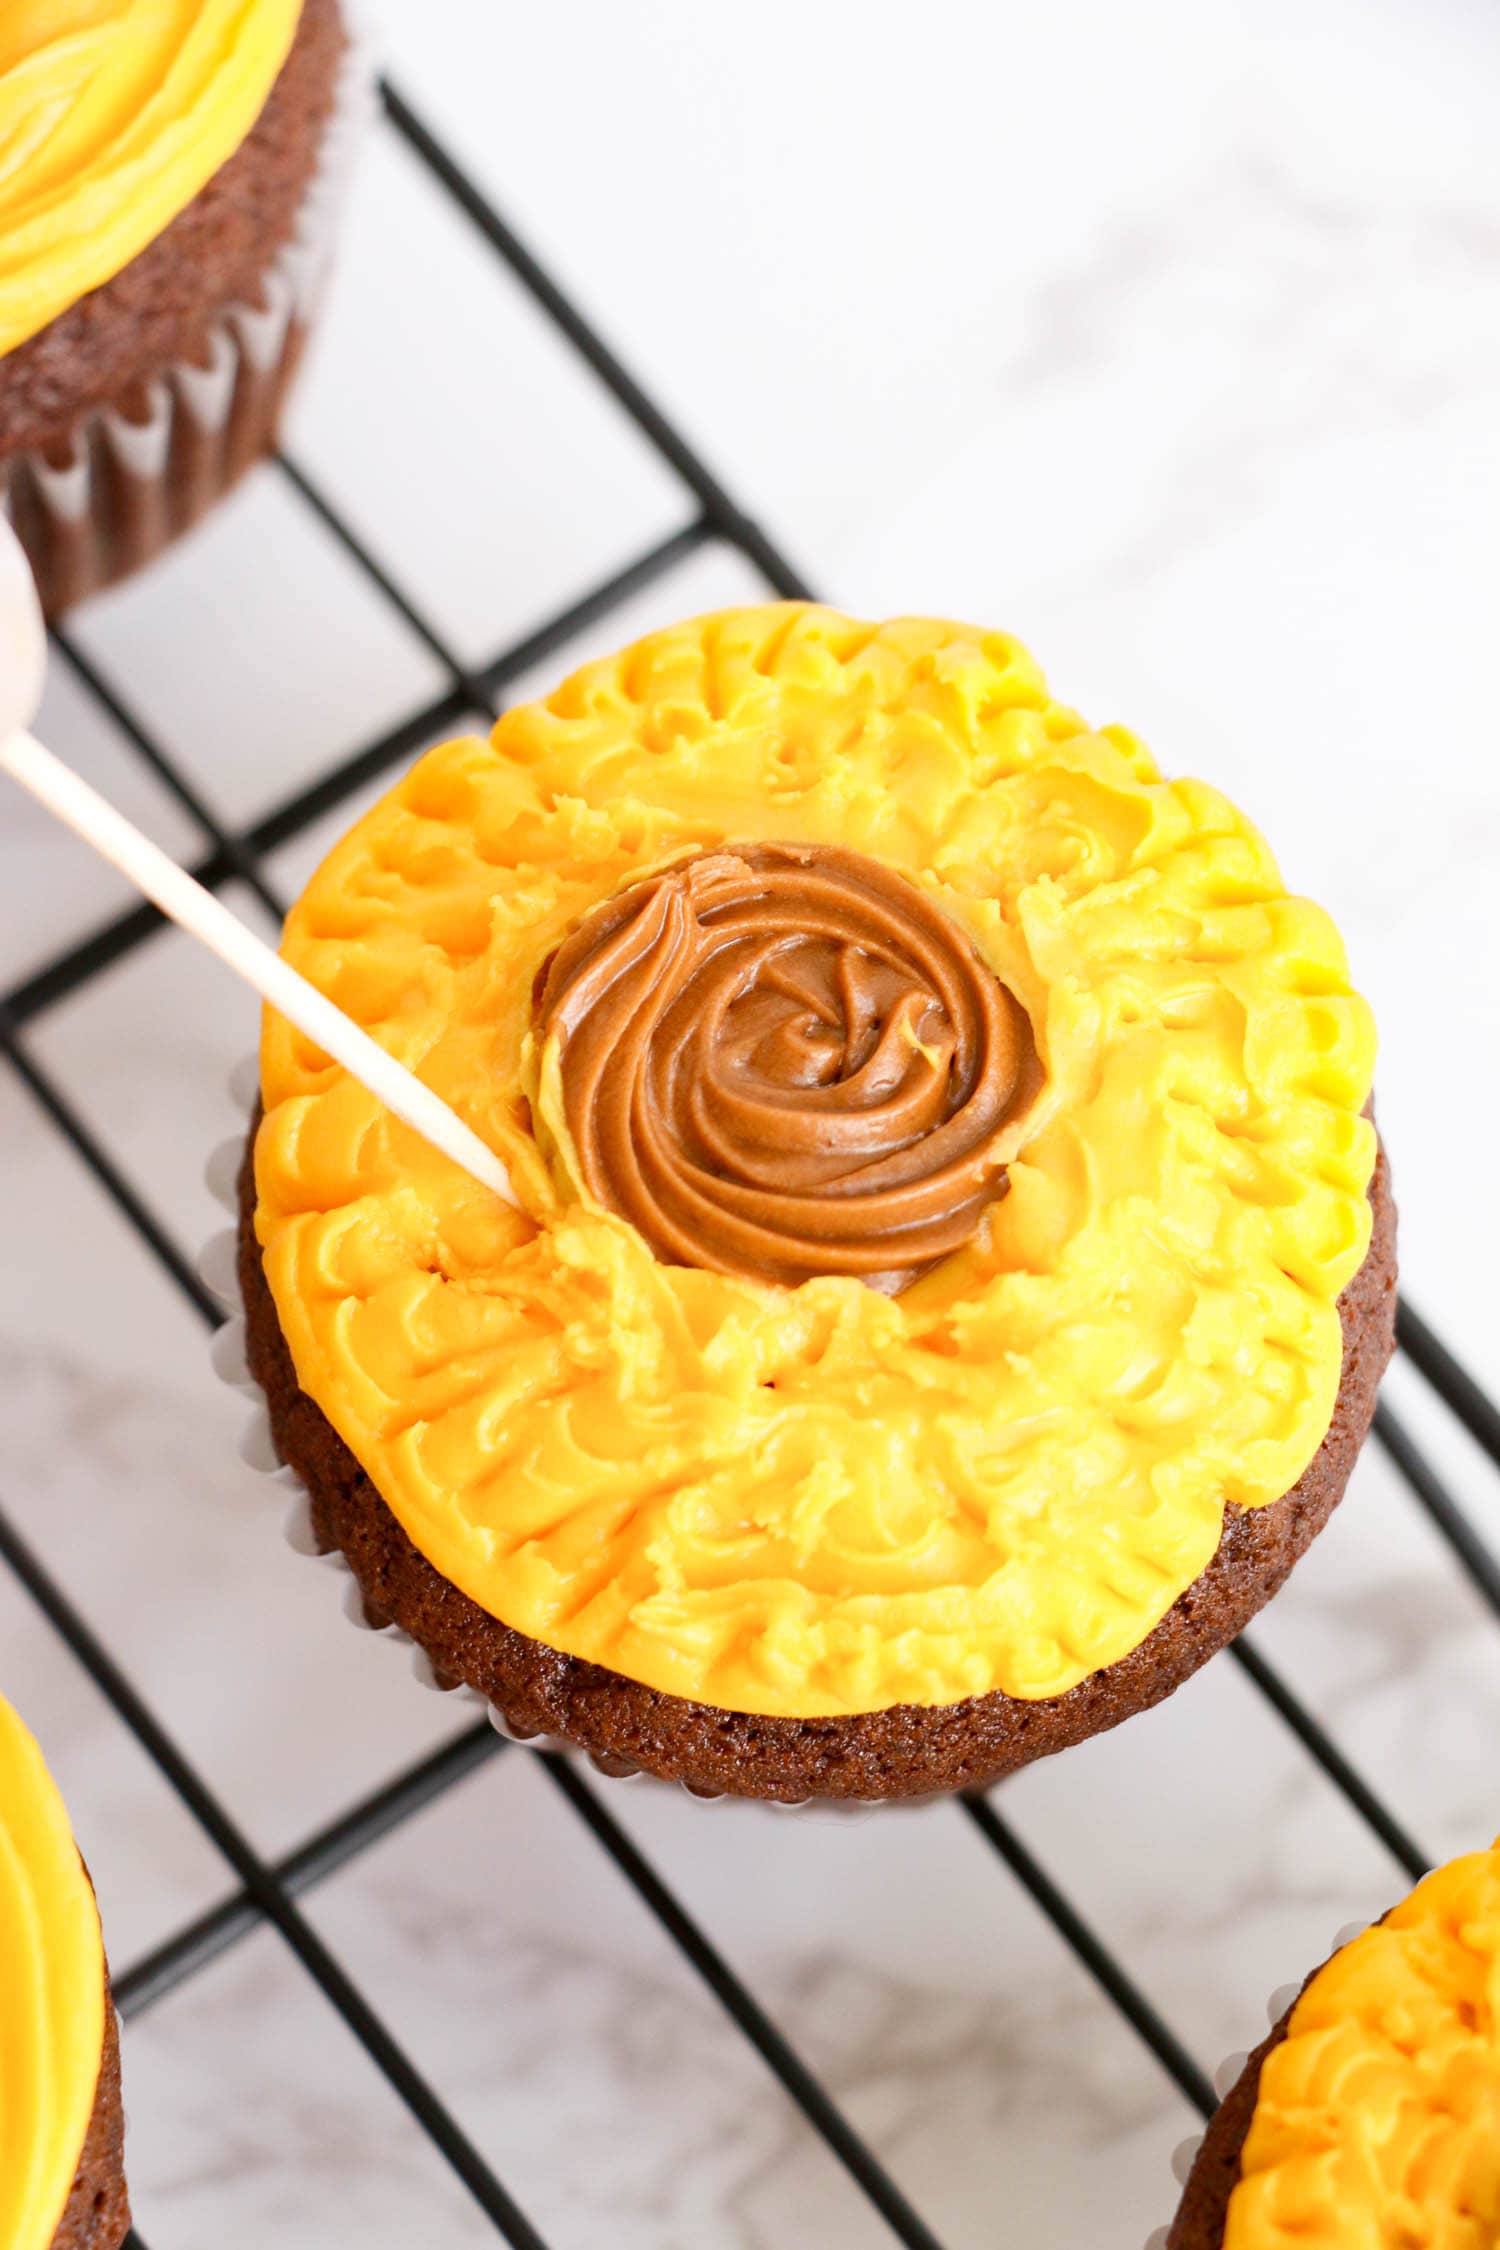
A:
[52,1982,130,2250]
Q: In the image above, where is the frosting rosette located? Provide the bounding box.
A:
[0,1695,107,2250]
[534,839,1041,1292]
[1227,1842,1500,2249]
[254,605,1378,1719]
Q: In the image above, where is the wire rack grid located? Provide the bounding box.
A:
[2,72,1499,2250]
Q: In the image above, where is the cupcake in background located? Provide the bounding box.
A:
[1167,1839,1500,2247]
[0,1691,129,2250]
[0,0,368,618]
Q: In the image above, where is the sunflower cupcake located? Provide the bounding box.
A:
[1168,1840,1500,2247]
[0,1692,128,2249]
[0,0,366,617]
[237,605,1394,1800]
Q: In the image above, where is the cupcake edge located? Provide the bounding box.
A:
[1162,1907,1386,2250]
[230,1110,1396,1803]
[51,1980,130,2250]
[1163,1996,1290,2250]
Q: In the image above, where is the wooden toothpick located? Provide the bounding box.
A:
[0,526,518,1208]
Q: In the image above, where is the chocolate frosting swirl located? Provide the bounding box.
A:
[535,842,1039,1291]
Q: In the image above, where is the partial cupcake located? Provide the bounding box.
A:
[0,1692,129,2250]
[0,0,365,617]
[1169,1841,1500,2248]
[237,605,1395,1801]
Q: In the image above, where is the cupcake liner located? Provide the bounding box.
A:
[210,1059,888,1809]
[3,29,378,618]
[1144,1917,1373,2247]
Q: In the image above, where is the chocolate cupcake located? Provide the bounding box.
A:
[0,1693,129,2250]
[0,0,367,618]
[237,605,1395,1801]
[1168,1841,1500,2248]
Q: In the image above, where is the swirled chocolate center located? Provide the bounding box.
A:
[535,842,1040,1291]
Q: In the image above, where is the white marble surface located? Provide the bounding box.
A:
[2,1,1499,2244]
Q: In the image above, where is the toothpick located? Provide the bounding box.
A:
[0,740,518,1208]
[0,510,516,1204]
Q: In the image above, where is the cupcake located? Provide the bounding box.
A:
[0,0,364,618]
[0,1692,129,2249]
[1168,1841,1500,2247]
[237,604,1395,1801]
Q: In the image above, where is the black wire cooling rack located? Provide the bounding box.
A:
[3,76,1500,2250]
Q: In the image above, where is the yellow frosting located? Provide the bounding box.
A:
[1229,1843,1500,2249]
[0,0,302,357]
[254,605,1377,1719]
[0,1695,106,2250]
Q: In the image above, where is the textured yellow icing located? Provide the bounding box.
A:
[0,1694,106,2250]
[0,0,302,356]
[254,605,1377,1718]
[1229,1843,1500,2249]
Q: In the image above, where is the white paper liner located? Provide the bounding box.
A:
[209,1058,893,1810]
[4,27,377,612]
[1145,1915,1375,2246]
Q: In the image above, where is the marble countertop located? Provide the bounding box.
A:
[2,1,1498,2243]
